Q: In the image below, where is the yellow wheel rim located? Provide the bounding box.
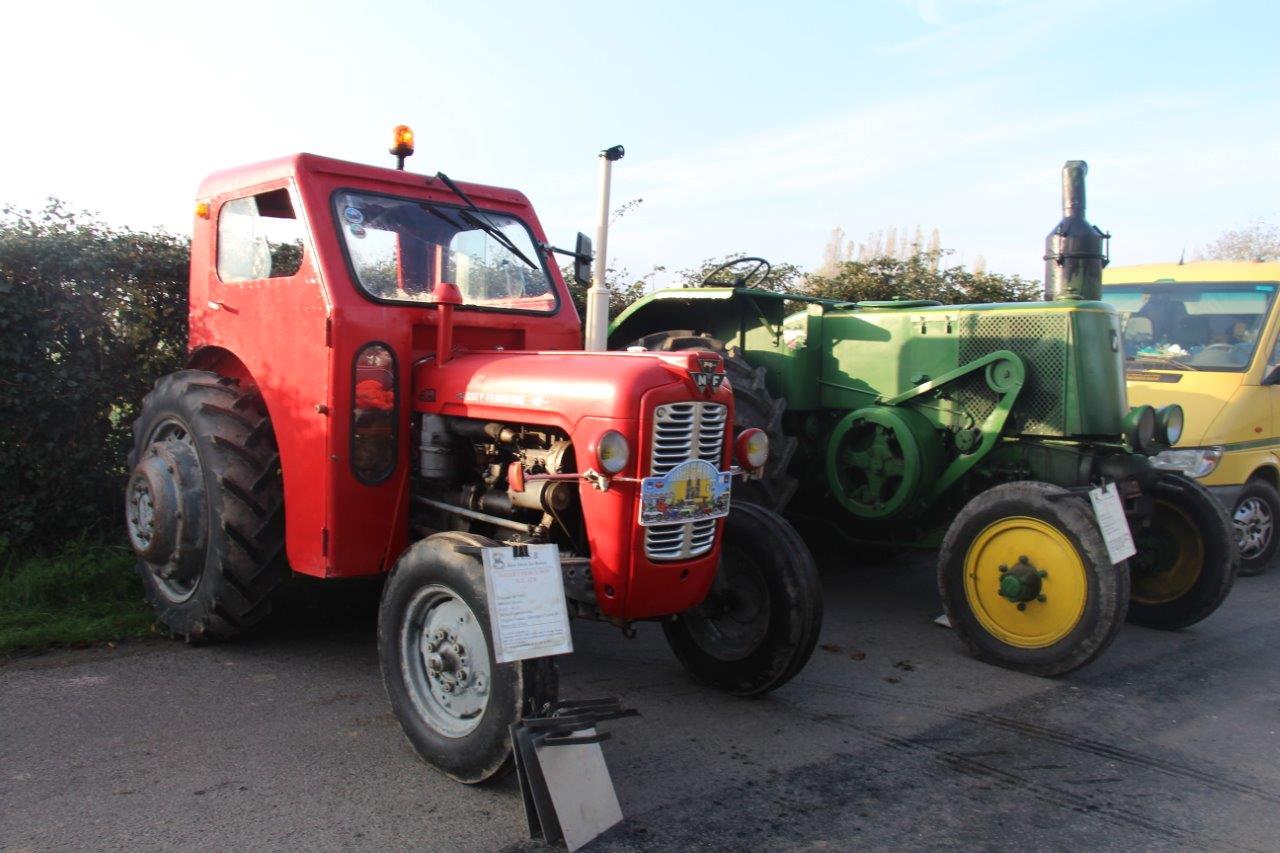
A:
[963,517,1088,649]
[1131,500,1203,605]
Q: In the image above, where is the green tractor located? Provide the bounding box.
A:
[610,161,1238,676]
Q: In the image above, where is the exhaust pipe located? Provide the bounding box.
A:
[1044,160,1109,302]
[583,145,625,351]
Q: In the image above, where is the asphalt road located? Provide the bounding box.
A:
[4,554,1279,852]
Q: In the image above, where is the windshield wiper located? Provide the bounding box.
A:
[1128,355,1200,371]
[433,172,538,271]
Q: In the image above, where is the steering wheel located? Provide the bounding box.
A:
[700,256,772,289]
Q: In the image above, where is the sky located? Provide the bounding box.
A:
[3,0,1278,285]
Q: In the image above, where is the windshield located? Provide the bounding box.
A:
[334,191,558,313]
[1105,282,1278,372]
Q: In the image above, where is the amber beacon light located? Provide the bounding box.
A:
[390,124,415,170]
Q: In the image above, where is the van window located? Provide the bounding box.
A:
[217,188,305,282]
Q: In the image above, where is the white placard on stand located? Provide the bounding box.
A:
[482,544,573,663]
[1089,483,1138,565]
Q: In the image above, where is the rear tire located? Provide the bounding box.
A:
[1128,472,1238,629]
[378,532,558,784]
[939,482,1128,677]
[125,370,288,641]
[663,503,822,695]
[632,330,799,511]
[1232,479,1279,577]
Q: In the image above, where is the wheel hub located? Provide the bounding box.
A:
[125,436,207,601]
[1234,497,1273,560]
[684,551,772,662]
[404,591,491,738]
[997,556,1048,609]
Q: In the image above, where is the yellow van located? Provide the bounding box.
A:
[1104,261,1280,576]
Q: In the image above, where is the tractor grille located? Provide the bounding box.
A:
[957,314,1069,436]
[645,402,727,561]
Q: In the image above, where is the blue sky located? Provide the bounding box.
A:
[4,0,1277,283]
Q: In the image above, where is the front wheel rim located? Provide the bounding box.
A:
[962,517,1088,649]
[401,584,492,738]
[1132,500,1204,605]
[683,548,772,661]
[1234,496,1273,560]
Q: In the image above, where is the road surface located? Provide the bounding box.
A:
[4,554,1278,851]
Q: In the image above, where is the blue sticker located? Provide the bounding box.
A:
[1257,285,1274,292]
[343,206,364,225]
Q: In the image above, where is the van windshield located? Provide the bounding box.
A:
[1105,283,1278,372]
[334,190,558,314]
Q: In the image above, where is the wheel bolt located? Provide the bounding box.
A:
[426,653,443,672]
[1037,595,1047,603]
[454,644,465,657]
[456,669,468,683]
[999,565,1008,573]
[1038,570,1048,578]
[1018,555,1029,564]
[1017,602,1027,611]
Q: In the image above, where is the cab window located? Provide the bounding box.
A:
[217,188,305,282]
[333,190,558,314]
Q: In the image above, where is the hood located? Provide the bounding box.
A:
[414,349,730,428]
[1125,369,1241,446]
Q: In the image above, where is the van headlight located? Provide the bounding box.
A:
[1155,404,1184,446]
[1150,446,1223,478]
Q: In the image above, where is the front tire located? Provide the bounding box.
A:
[1128,472,1238,629]
[125,370,288,641]
[939,482,1128,677]
[377,532,558,784]
[663,503,822,695]
[1232,479,1279,577]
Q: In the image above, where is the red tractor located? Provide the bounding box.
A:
[124,131,822,783]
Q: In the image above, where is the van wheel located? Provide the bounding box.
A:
[125,370,288,640]
[938,482,1128,677]
[1233,480,1280,577]
[1129,472,1238,628]
[378,532,558,784]
[663,503,822,695]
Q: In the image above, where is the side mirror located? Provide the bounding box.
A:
[574,232,593,287]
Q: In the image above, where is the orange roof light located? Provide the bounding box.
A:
[390,124,415,170]
[194,201,211,219]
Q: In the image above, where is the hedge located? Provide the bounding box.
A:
[0,202,188,555]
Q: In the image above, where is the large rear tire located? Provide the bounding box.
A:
[125,370,288,641]
[632,331,799,511]
[663,503,822,695]
[1128,472,1238,629]
[378,532,558,784]
[938,481,1128,677]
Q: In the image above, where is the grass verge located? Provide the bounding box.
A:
[0,543,157,653]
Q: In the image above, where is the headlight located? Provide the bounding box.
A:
[1122,405,1157,453]
[1155,404,1184,446]
[595,430,630,475]
[1150,446,1223,478]
[735,428,770,470]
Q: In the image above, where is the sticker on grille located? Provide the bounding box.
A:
[645,402,726,560]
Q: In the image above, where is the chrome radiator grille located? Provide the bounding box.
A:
[645,402,727,561]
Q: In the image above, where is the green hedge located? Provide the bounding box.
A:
[0,202,189,554]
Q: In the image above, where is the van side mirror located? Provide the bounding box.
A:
[574,233,593,287]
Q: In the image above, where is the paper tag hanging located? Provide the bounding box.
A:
[482,544,573,663]
[1088,483,1137,565]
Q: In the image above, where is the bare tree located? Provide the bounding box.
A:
[1202,220,1280,262]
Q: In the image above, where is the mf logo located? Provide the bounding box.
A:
[692,357,725,397]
